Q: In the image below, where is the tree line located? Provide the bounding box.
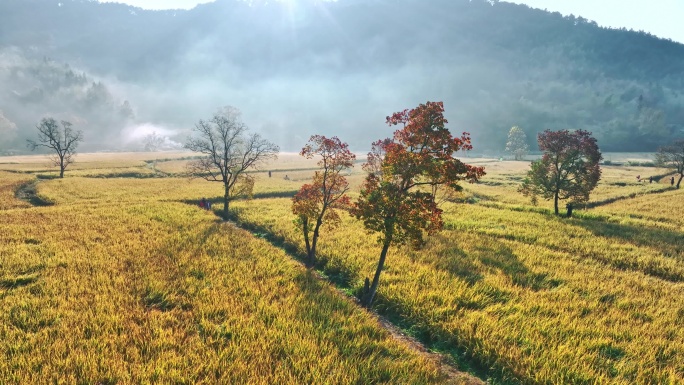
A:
[179,102,684,307]
[27,103,684,307]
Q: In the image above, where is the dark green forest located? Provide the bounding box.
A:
[1,0,683,152]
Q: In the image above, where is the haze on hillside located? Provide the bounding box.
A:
[1,0,683,153]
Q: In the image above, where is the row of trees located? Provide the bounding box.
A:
[25,105,684,308]
[283,107,683,307]
[181,102,485,307]
[287,109,605,307]
[289,102,485,306]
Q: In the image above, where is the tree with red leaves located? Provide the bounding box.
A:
[352,101,485,307]
[292,135,355,267]
[519,129,602,216]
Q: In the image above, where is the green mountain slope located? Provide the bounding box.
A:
[1,0,682,152]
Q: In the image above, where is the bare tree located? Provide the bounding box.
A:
[27,118,83,178]
[143,131,165,152]
[655,139,684,189]
[185,107,279,219]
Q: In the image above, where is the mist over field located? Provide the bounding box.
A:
[1,0,684,153]
[2,2,684,382]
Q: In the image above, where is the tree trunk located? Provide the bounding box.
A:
[302,218,312,267]
[364,232,393,307]
[223,183,230,220]
[554,191,559,215]
[678,174,683,189]
[308,217,323,268]
[59,155,65,178]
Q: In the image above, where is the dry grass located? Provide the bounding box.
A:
[0,167,448,384]
[227,157,684,384]
[2,152,682,384]
[0,171,33,210]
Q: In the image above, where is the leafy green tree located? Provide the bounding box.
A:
[352,101,485,307]
[519,129,602,216]
[655,139,684,189]
[505,125,529,160]
[26,118,83,178]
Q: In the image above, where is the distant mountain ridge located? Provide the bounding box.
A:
[1,0,683,152]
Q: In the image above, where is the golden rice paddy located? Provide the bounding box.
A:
[1,151,682,384]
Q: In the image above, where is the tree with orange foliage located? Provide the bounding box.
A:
[352,102,485,307]
[292,135,356,267]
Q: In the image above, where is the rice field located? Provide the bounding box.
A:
[1,151,682,384]
[0,155,450,384]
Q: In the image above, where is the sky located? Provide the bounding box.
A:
[100,0,684,44]
[506,0,684,43]
[99,0,214,9]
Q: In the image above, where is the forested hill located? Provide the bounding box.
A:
[1,0,683,152]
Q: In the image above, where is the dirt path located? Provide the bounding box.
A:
[375,315,484,385]
[215,215,486,384]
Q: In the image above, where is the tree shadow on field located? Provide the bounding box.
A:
[433,235,562,291]
[290,259,521,384]
[180,199,361,289]
[180,191,297,214]
[476,242,562,291]
[179,197,223,214]
[286,271,413,384]
[570,218,684,282]
[291,270,371,343]
[431,246,484,286]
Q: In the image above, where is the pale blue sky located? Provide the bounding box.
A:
[507,0,683,43]
[99,0,684,43]
[99,0,214,10]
